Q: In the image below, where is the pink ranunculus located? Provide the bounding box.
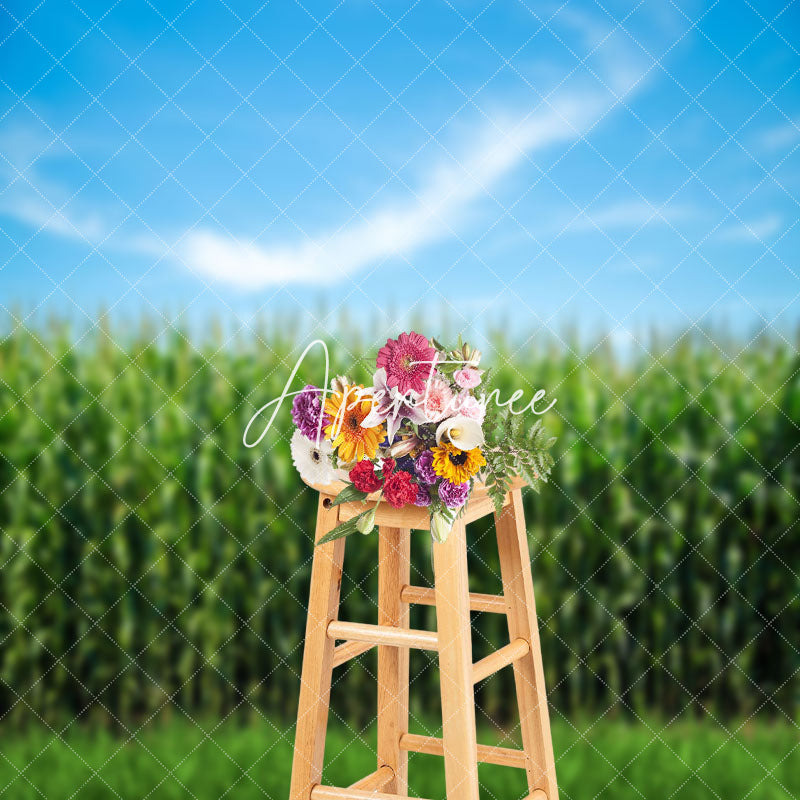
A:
[420,375,455,423]
[454,392,486,424]
[453,368,482,389]
[376,332,437,396]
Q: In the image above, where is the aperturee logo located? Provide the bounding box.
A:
[244,334,557,543]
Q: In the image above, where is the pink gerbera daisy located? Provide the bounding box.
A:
[376,332,436,395]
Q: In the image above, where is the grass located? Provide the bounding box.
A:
[0,715,797,800]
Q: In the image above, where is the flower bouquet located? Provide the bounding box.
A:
[289,332,556,544]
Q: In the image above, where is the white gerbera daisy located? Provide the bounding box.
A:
[290,429,337,485]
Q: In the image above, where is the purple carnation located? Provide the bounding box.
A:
[438,479,470,509]
[291,385,328,440]
[414,450,437,485]
[413,484,432,507]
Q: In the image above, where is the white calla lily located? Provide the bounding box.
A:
[435,415,484,450]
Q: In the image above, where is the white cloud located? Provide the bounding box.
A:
[181,96,615,289]
[568,200,693,232]
[716,213,784,243]
[758,120,800,150]
[0,4,656,290]
[0,134,169,261]
[0,186,169,261]
[179,2,660,290]
[1,193,108,243]
[0,98,611,288]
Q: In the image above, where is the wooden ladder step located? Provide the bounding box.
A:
[332,640,375,668]
[327,620,438,650]
[399,733,527,769]
[312,787,430,800]
[400,585,507,614]
[348,765,394,790]
[472,637,530,683]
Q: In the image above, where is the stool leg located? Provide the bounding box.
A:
[495,489,558,800]
[433,519,480,800]
[290,496,346,800]
[377,526,411,793]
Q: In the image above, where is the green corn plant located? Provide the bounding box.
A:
[0,317,797,728]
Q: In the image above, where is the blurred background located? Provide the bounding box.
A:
[0,0,798,798]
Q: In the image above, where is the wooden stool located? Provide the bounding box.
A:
[289,478,558,800]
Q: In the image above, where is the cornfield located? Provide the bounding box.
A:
[0,317,797,729]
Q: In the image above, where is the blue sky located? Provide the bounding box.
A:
[0,0,798,341]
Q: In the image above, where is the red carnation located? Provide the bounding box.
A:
[381,458,396,478]
[349,459,383,493]
[383,470,417,509]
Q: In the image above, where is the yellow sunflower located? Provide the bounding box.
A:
[431,442,486,484]
[324,385,384,463]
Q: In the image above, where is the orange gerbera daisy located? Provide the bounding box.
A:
[324,384,385,463]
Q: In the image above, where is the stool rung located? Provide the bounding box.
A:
[399,733,527,769]
[528,792,548,800]
[348,765,394,790]
[332,640,375,668]
[312,787,430,800]
[472,637,530,683]
[327,620,438,650]
[400,585,507,614]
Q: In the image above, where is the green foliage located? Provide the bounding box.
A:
[483,411,557,512]
[316,486,375,543]
[1,715,798,800]
[317,508,376,544]
[330,485,370,506]
[0,318,798,729]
